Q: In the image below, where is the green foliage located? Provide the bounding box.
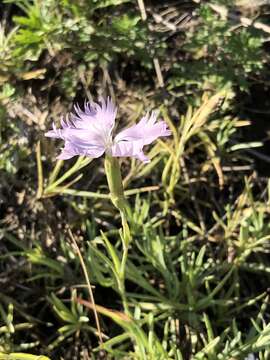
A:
[1,0,270,358]
[0,105,30,174]
[170,4,264,92]
[0,303,41,355]
[3,0,161,75]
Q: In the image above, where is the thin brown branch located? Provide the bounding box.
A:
[67,228,103,345]
[137,0,147,21]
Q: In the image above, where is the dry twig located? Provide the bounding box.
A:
[68,228,104,345]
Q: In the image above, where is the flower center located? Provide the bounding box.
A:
[104,134,113,152]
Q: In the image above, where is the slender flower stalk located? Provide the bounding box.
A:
[45,96,171,315]
[104,154,131,313]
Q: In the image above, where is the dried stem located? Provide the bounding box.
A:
[67,228,103,345]
[137,0,147,20]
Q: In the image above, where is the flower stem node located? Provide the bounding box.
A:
[104,155,127,213]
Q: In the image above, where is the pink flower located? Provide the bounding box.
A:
[45,97,171,163]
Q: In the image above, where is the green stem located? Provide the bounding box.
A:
[104,155,126,212]
[104,155,131,314]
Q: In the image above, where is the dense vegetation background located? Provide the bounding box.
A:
[1,0,270,359]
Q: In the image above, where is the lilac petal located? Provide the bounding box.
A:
[111,140,149,163]
[57,141,105,160]
[57,143,77,160]
[115,111,171,146]
[136,151,150,163]
[45,97,116,160]
[96,97,117,129]
[45,122,64,139]
[112,111,171,162]
[70,97,117,133]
